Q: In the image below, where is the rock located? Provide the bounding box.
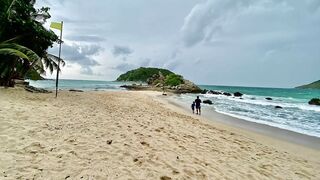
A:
[208,90,221,95]
[308,98,320,106]
[107,140,113,145]
[234,92,243,97]
[69,89,84,92]
[160,176,172,180]
[223,92,232,96]
[203,100,213,105]
[174,80,202,93]
[201,89,208,94]
[265,97,273,100]
[275,106,283,109]
[14,79,29,87]
[24,85,51,93]
[120,85,148,90]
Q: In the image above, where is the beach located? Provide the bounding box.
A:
[1,88,320,179]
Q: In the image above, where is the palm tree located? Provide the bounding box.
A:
[0,40,41,86]
[0,0,65,87]
[0,41,66,86]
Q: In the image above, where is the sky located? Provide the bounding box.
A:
[35,0,320,88]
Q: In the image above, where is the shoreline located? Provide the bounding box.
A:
[159,94,320,150]
[149,92,320,159]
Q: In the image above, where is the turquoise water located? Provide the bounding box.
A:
[200,85,320,101]
[28,80,320,137]
[27,79,133,91]
[176,85,320,137]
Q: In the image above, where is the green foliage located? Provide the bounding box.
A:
[0,0,63,86]
[0,0,58,57]
[116,67,174,82]
[164,74,184,86]
[296,80,320,89]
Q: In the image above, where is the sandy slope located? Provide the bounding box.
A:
[0,88,319,179]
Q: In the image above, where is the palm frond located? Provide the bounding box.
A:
[41,53,66,74]
[0,48,29,60]
[0,43,41,62]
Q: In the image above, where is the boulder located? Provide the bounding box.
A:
[234,92,243,97]
[14,79,29,87]
[203,100,213,105]
[201,89,208,94]
[275,106,283,109]
[223,92,232,96]
[265,97,273,100]
[208,90,221,95]
[25,85,51,93]
[308,98,320,106]
[174,80,202,93]
[69,89,84,92]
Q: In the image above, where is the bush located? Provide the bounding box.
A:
[116,67,173,82]
[165,74,183,86]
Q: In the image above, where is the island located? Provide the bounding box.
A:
[296,80,320,89]
[116,67,202,93]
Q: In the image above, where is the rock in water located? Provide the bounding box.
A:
[25,85,51,93]
[208,90,221,95]
[203,100,213,105]
[201,89,208,94]
[308,98,320,106]
[69,89,84,92]
[223,92,232,96]
[275,106,283,109]
[234,92,243,97]
[266,97,273,100]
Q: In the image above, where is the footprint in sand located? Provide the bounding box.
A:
[160,176,172,180]
[140,141,150,147]
[23,142,46,154]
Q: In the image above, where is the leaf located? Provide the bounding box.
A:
[0,48,29,60]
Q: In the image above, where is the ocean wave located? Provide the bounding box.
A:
[214,109,320,138]
[202,93,320,112]
[173,93,320,138]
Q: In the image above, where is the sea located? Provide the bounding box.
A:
[28,79,320,138]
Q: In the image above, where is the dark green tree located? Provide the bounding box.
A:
[0,0,64,86]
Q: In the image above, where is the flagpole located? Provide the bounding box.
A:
[55,21,63,98]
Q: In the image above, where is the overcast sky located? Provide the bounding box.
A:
[36,0,320,88]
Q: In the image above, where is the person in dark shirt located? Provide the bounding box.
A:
[191,101,195,114]
[195,96,202,115]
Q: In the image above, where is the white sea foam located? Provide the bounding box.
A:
[175,92,320,138]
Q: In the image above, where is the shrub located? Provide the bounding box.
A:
[165,74,183,86]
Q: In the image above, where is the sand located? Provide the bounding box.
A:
[0,88,320,179]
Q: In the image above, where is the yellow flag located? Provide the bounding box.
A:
[50,22,62,31]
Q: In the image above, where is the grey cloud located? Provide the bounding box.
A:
[112,63,136,72]
[49,43,102,74]
[140,58,152,67]
[181,0,254,47]
[113,58,152,72]
[80,67,94,75]
[38,0,320,87]
[112,45,133,57]
[163,60,181,70]
[66,35,106,42]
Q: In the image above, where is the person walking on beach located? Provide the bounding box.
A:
[191,101,195,114]
[195,96,202,115]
